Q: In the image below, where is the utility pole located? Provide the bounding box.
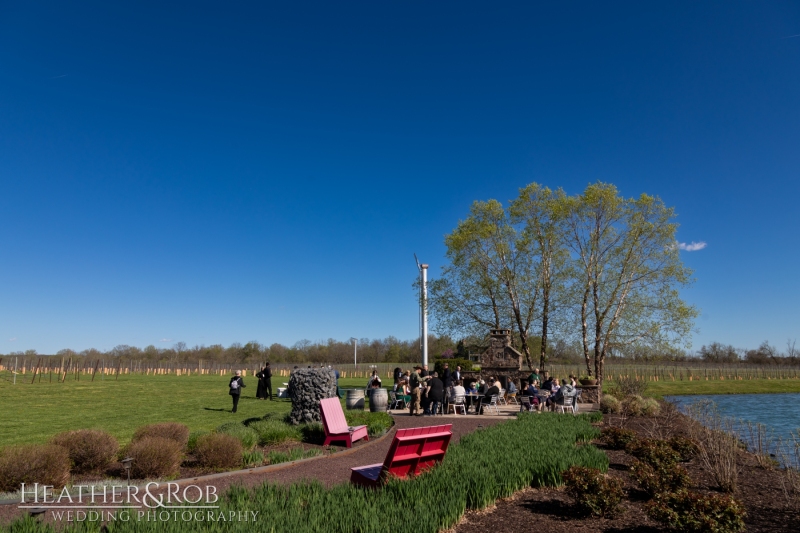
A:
[350,337,358,367]
[414,254,429,367]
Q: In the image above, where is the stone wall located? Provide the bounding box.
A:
[287,368,337,424]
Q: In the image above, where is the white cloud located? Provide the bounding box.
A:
[159,338,173,343]
[8,337,17,342]
[678,241,707,252]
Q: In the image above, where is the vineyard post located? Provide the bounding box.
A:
[13,356,17,385]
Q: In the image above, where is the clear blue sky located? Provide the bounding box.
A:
[1,2,799,354]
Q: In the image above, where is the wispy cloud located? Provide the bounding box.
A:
[780,34,800,39]
[8,337,17,342]
[678,241,707,252]
[159,338,173,343]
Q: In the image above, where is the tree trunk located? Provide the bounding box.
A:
[540,292,549,371]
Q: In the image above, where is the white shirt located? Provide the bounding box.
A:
[449,385,466,400]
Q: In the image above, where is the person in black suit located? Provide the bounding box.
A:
[229,370,245,413]
[441,363,453,411]
[478,378,500,414]
[426,372,445,415]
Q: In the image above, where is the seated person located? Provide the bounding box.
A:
[547,379,576,410]
[449,379,466,402]
[467,381,478,394]
[506,379,518,395]
[478,378,500,414]
[477,379,487,394]
[550,376,561,394]
[541,376,553,392]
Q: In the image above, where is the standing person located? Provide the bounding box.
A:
[408,365,423,416]
[420,364,430,378]
[331,366,342,398]
[229,370,245,413]
[528,368,540,387]
[393,367,403,384]
[426,372,445,416]
[453,365,462,383]
[255,366,267,399]
[441,363,453,411]
[262,363,274,400]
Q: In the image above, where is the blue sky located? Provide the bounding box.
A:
[1,2,799,354]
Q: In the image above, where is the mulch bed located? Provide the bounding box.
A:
[453,409,800,533]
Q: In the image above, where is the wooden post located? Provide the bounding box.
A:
[30,358,41,384]
[91,359,100,382]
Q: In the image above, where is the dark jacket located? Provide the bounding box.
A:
[229,376,245,396]
[427,377,445,402]
[483,385,500,402]
[442,368,452,387]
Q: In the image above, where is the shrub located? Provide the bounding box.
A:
[187,430,209,453]
[50,429,118,474]
[626,438,681,469]
[562,466,625,517]
[132,422,189,449]
[0,445,70,492]
[640,398,661,417]
[600,427,637,450]
[344,411,392,437]
[300,423,326,445]
[624,394,646,416]
[194,433,242,470]
[249,420,303,446]
[433,358,473,376]
[600,394,621,414]
[243,450,265,468]
[127,437,182,479]
[611,374,649,397]
[215,422,258,450]
[668,435,699,461]
[685,401,740,493]
[645,490,746,533]
[630,460,691,497]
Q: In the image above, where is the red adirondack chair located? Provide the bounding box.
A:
[350,424,453,487]
[320,397,369,448]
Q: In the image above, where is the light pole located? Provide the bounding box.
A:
[414,255,429,367]
[350,337,358,367]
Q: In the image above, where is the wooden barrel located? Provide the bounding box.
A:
[346,389,365,410]
[369,388,388,412]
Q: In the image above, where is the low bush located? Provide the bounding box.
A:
[249,420,303,446]
[300,423,326,445]
[624,395,646,416]
[626,438,681,469]
[668,435,699,461]
[215,422,258,450]
[600,427,637,450]
[194,433,242,470]
[243,450,265,468]
[50,429,118,474]
[581,411,603,424]
[344,411,392,437]
[268,448,323,465]
[611,374,649,398]
[600,394,621,414]
[0,445,70,492]
[630,460,691,497]
[127,437,182,479]
[562,465,625,517]
[433,358,473,375]
[645,490,746,533]
[132,422,190,449]
[640,398,661,417]
[187,430,209,453]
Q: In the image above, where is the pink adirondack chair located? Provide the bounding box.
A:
[320,397,369,448]
[350,424,452,487]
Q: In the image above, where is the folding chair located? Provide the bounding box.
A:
[389,391,406,410]
[447,394,467,415]
[556,395,577,415]
[479,394,500,415]
[497,389,507,405]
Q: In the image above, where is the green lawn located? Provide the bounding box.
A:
[646,378,800,398]
[0,373,371,447]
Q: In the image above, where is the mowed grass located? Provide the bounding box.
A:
[646,378,800,398]
[0,373,370,447]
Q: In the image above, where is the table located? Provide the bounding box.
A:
[463,393,482,414]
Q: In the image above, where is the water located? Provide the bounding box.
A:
[666,393,800,451]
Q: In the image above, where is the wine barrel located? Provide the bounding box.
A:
[346,389,365,410]
[369,388,388,412]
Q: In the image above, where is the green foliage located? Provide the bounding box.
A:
[579,411,603,424]
[640,398,661,417]
[433,358,473,375]
[668,435,699,461]
[268,447,323,465]
[630,459,691,497]
[600,426,637,450]
[215,422,258,450]
[186,430,209,453]
[626,438,681,469]
[242,450,265,468]
[50,429,118,474]
[249,419,303,446]
[0,444,70,492]
[561,465,625,517]
[194,433,243,470]
[645,490,746,533]
[344,411,392,437]
[600,394,621,413]
[300,422,326,445]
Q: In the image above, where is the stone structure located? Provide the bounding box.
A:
[287,368,337,424]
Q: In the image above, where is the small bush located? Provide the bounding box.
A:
[562,466,625,517]
[668,435,699,461]
[600,427,637,450]
[215,422,258,450]
[268,448,322,465]
[51,429,118,474]
[600,394,621,414]
[127,437,182,479]
[645,490,746,533]
[300,423,326,445]
[242,450,265,467]
[611,375,649,397]
[187,430,209,453]
[249,420,303,446]
[640,398,661,417]
[194,433,242,470]
[132,423,190,449]
[0,445,70,492]
[626,438,681,469]
[624,395,646,416]
[344,411,392,437]
[630,459,691,497]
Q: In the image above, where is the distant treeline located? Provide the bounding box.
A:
[2,337,798,368]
